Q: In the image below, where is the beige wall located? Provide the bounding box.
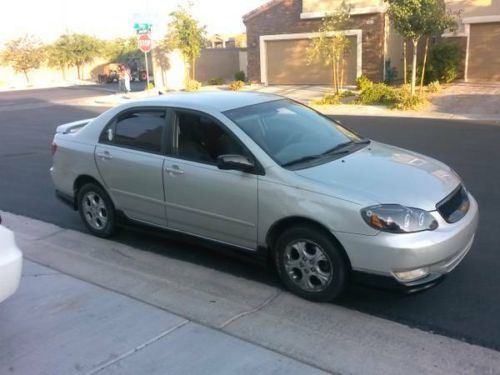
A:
[446,0,500,17]
[385,19,405,82]
[302,0,384,13]
[0,57,109,89]
[195,48,247,84]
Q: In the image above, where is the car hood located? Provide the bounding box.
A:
[295,141,460,211]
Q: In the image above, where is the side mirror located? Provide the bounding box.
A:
[216,154,255,173]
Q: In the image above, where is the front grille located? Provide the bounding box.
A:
[436,185,470,223]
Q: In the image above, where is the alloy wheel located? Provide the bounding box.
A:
[283,239,333,292]
[82,191,108,231]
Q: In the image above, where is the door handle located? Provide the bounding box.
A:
[96,151,112,160]
[165,165,184,175]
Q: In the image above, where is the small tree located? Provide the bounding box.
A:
[308,1,351,94]
[1,35,45,84]
[166,7,206,81]
[386,0,428,96]
[419,0,457,92]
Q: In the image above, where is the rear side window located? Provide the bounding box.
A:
[112,111,166,153]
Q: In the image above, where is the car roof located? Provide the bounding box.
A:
[139,91,283,112]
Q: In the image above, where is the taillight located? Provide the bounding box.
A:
[51,142,58,155]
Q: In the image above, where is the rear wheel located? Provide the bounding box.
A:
[77,183,116,238]
[275,226,348,302]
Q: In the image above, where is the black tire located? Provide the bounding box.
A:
[77,183,116,238]
[275,225,348,302]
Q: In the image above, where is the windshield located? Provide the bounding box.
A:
[224,99,362,167]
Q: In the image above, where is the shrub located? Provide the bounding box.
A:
[356,74,373,91]
[185,79,201,91]
[427,80,441,93]
[426,42,462,83]
[229,80,245,91]
[234,70,246,82]
[391,89,428,110]
[310,93,341,105]
[340,90,356,98]
[145,82,155,91]
[208,77,224,85]
[355,83,397,105]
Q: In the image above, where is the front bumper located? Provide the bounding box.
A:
[0,226,23,303]
[336,193,479,288]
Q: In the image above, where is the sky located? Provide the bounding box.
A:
[0,0,269,44]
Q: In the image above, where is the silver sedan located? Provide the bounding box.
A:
[50,92,478,301]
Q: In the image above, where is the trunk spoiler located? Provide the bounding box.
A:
[56,118,95,134]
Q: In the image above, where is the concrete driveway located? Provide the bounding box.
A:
[431,82,500,117]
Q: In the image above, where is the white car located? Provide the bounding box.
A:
[0,215,22,303]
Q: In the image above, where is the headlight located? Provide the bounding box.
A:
[361,204,438,233]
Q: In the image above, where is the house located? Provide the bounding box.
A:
[243,0,500,85]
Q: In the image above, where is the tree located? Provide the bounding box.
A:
[46,35,74,80]
[166,7,206,81]
[234,33,247,48]
[386,0,428,96]
[53,33,102,80]
[1,35,45,84]
[308,1,351,94]
[103,37,142,62]
[419,0,456,93]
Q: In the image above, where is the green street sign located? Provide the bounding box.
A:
[134,22,152,30]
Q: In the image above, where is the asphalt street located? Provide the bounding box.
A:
[1,87,499,351]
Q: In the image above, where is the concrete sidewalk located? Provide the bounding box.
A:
[1,211,500,374]
[1,264,324,374]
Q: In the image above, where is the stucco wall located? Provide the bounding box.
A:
[0,57,108,89]
[195,48,247,84]
[446,0,500,17]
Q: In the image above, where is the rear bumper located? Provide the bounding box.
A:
[337,193,479,288]
[0,228,23,303]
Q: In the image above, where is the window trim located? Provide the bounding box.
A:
[167,107,265,176]
[99,106,171,155]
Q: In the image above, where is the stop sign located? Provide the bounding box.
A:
[137,33,152,53]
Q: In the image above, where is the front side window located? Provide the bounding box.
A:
[112,110,166,153]
[224,99,364,168]
[173,111,246,164]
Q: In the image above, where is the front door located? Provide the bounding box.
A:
[163,110,258,250]
[95,108,168,226]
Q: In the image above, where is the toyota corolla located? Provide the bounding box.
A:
[50,92,478,301]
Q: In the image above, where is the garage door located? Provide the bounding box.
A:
[468,22,500,81]
[265,37,357,85]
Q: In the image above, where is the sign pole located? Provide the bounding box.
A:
[144,51,150,88]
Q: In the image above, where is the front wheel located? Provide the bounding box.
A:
[275,226,348,302]
[77,183,116,238]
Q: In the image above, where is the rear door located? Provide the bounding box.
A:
[95,108,169,226]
